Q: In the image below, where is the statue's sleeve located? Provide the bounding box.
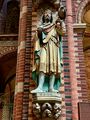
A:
[32,32,40,72]
[34,31,41,52]
[60,21,66,65]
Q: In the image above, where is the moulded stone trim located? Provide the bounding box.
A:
[76,0,89,23]
[0,46,17,58]
[0,41,17,46]
[73,23,86,32]
[73,23,86,28]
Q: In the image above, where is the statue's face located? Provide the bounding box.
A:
[56,22,61,29]
[44,10,52,23]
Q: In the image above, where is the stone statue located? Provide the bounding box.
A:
[31,8,66,93]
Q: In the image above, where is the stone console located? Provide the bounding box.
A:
[32,92,62,120]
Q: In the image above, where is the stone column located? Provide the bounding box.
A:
[66,0,78,120]
[13,0,31,119]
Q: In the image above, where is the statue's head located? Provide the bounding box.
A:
[55,18,62,29]
[42,9,53,23]
[58,5,66,20]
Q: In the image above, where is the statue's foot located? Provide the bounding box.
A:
[49,89,58,93]
[31,87,43,93]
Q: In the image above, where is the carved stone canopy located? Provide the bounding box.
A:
[32,0,60,11]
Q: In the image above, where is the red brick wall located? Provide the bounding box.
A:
[74,33,88,102]
[13,0,89,120]
[0,108,2,120]
[13,0,29,119]
[78,102,90,120]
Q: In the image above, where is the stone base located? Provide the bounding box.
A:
[32,92,62,103]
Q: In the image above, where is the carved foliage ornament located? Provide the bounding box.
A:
[33,102,62,119]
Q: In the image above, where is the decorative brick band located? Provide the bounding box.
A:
[15,82,24,95]
[74,33,88,102]
[66,0,79,120]
[13,0,28,119]
[20,6,28,19]
[18,41,26,53]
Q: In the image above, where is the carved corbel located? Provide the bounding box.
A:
[32,93,62,120]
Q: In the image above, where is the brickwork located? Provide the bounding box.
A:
[13,0,36,119]
[11,0,90,120]
[78,103,90,120]
[72,0,89,102]
[0,108,2,120]
[74,33,88,102]
[84,49,90,100]
[28,11,37,120]
[23,0,34,119]
[66,0,79,119]
[62,35,72,120]
[13,0,28,119]
[65,1,89,120]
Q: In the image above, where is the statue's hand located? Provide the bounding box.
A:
[55,23,61,30]
[55,23,62,35]
[55,28,62,35]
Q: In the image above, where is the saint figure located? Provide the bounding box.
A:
[31,9,66,93]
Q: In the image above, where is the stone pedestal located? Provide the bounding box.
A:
[32,92,62,120]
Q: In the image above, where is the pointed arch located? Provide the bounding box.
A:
[76,0,89,23]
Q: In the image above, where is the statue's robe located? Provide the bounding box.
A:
[32,25,65,91]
